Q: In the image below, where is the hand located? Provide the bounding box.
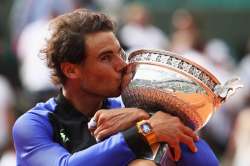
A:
[148,111,199,161]
[92,108,149,141]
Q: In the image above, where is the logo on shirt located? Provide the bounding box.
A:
[60,129,70,143]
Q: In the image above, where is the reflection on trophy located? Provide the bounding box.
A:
[121,49,242,165]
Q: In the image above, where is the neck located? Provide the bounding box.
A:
[62,84,104,118]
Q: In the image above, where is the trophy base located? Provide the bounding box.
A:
[142,143,175,166]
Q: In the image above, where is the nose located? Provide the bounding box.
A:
[114,55,127,72]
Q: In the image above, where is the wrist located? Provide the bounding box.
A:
[122,126,153,158]
[137,109,150,121]
[136,120,158,146]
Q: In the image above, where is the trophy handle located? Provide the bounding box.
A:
[214,78,243,105]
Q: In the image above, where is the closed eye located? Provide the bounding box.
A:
[100,54,112,62]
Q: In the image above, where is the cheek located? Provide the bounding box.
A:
[86,67,119,84]
[97,70,119,83]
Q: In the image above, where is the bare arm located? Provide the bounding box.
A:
[92,110,199,161]
[91,108,149,141]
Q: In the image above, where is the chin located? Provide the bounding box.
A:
[110,92,121,98]
[107,89,121,98]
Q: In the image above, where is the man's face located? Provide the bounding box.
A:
[77,31,127,98]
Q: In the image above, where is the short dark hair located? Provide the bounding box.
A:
[42,8,115,85]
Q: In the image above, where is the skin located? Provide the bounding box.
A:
[61,31,198,164]
[92,108,149,141]
[61,31,129,117]
[147,111,198,161]
[129,159,157,166]
[94,110,198,162]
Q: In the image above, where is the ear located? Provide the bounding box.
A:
[60,62,80,79]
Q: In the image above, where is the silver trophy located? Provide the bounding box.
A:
[121,49,242,165]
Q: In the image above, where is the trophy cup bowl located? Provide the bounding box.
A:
[121,49,240,131]
[121,49,242,164]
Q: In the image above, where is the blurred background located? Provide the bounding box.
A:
[0,0,250,165]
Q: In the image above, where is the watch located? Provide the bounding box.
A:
[136,120,157,146]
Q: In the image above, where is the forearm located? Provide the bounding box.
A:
[15,133,136,166]
[13,113,137,166]
[68,133,135,166]
[69,126,152,165]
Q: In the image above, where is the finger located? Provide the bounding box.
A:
[94,120,113,137]
[182,126,199,141]
[94,124,107,137]
[137,108,150,120]
[94,109,108,126]
[172,144,181,161]
[88,127,96,136]
[93,111,101,125]
[179,134,197,153]
[167,147,175,161]
[96,112,107,126]
[96,128,115,141]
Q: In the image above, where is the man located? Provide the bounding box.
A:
[13,9,218,166]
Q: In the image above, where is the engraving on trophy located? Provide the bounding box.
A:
[121,49,242,165]
[129,49,220,95]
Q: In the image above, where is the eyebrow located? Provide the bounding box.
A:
[98,47,122,57]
